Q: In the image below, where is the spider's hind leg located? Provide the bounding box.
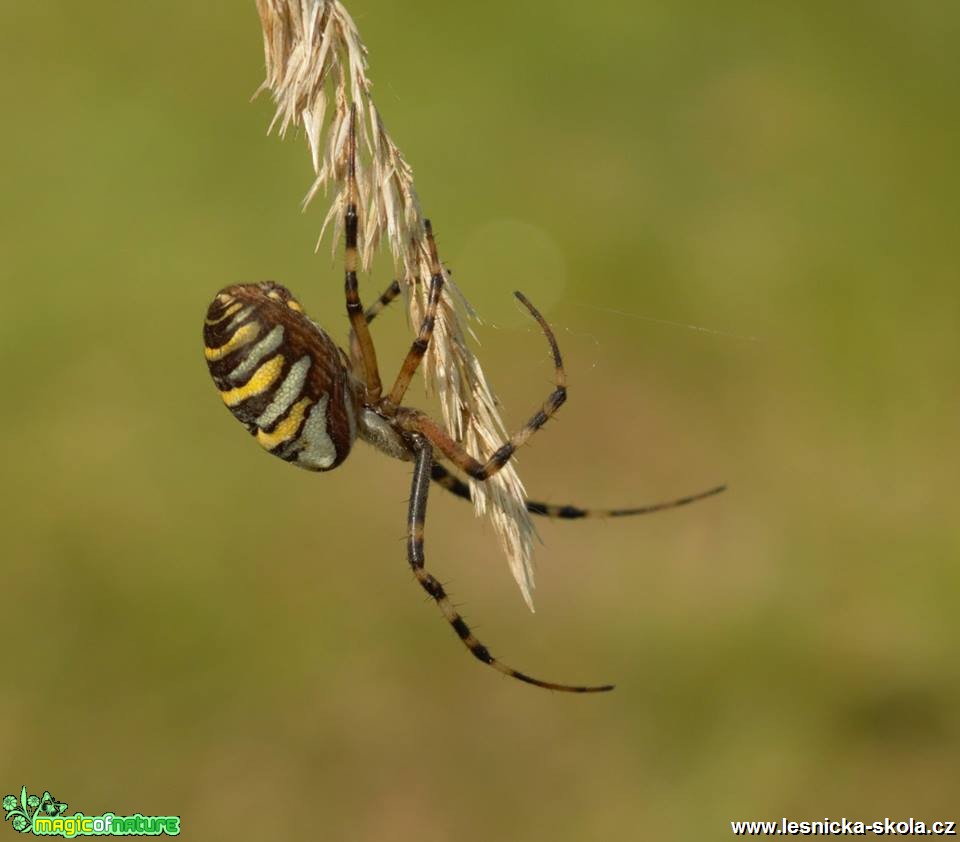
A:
[407,434,613,693]
[430,463,727,519]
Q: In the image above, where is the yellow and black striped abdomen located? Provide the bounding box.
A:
[204,282,359,471]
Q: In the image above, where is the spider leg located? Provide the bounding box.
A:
[343,104,382,403]
[407,434,613,693]
[365,279,402,324]
[397,291,564,481]
[429,463,727,518]
[381,220,444,412]
[350,280,402,374]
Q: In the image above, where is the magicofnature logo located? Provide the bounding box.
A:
[2,787,179,837]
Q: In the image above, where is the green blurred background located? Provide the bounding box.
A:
[2,1,957,838]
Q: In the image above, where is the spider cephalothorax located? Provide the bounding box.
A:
[203,112,725,693]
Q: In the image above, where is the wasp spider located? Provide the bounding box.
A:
[203,120,725,693]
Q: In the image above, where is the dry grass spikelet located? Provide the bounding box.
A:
[255,0,540,609]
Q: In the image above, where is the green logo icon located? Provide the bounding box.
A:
[2,788,179,837]
[2,789,65,834]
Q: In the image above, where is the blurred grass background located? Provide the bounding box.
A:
[1,1,958,838]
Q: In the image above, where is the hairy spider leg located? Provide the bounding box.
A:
[343,104,382,403]
[407,434,614,693]
[397,292,565,481]
[429,462,726,518]
[381,221,445,412]
[364,279,402,324]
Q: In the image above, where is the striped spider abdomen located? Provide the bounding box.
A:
[203,282,360,471]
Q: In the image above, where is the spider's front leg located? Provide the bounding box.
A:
[364,279,401,325]
[406,433,613,693]
[343,104,382,404]
[379,220,445,414]
[398,292,566,481]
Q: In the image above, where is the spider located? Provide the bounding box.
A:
[203,117,725,693]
